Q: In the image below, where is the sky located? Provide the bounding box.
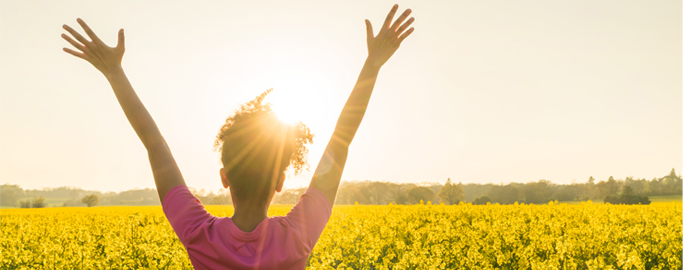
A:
[1,0,680,193]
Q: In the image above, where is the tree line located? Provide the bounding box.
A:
[1,185,159,207]
[2,168,679,207]
[463,168,681,205]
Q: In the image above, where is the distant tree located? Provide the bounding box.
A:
[437,178,465,205]
[500,184,522,204]
[625,178,648,195]
[387,183,408,205]
[648,177,661,195]
[81,194,99,207]
[112,188,159,205]
[605,176,620,196]
[604,186,650,205]
[367,182,391,205]
[472,196,492,205]
[1,184,23,206]
[407,186,434,204]
[19,200,31,208]
[523,180,552,204]
[555,184,581,202]
[624,176,635,187]
[31,196,46,208]
[337,183,371,205]
[463,183,494,202]
[69,189,81,200]
[586,176,595,199]
[334,181,400,205]
[272,187,305,204]
[394,193,409,205]
[209,194,232,205]
[425,183,444,204]
[489,184,521,204]
[603,195,615,204]
[487,185,503,204]
[662,168,682,195]
[595,178,620,199]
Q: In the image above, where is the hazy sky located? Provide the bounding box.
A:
[1,0,680,193]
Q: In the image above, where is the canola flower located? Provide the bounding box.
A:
[2,202,680,269]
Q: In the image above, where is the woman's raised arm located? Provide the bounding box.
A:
[310,5,415,205]
[62,19,186,202]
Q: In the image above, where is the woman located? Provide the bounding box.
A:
[62,4,414,269]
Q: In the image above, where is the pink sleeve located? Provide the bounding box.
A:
[162,185,214,245]
[285,187,332,249]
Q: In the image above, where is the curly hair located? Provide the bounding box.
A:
[214,89,313,200]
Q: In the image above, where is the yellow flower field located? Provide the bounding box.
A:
[2,202,680,269]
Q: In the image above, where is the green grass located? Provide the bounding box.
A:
[560,195,681,205]
[649,195,682,203]
[43,198,73,207]
[4,197,81,208]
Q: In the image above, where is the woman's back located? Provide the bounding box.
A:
[163,185,331,269]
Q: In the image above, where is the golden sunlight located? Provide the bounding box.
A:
[259,61,336,127]
[270,92,308,125]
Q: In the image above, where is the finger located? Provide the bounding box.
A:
[391,9,412,31]
[63,47,88,61]
[365,20,374,43]
[396,17,415,35]
[116,28,125,50]
[63,24,91,46]
[61,33,87,52]
[381,4,399,30]
[398,27,414,43]
[77,18,103,44]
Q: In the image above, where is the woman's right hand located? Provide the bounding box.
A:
[62,18,126,76]
[364,4,415,68]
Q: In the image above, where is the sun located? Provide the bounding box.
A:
[255,61,336,127]
[272,99,304,125]
[268,86,308,125]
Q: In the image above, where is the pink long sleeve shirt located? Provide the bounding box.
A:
[162,185,332,270]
